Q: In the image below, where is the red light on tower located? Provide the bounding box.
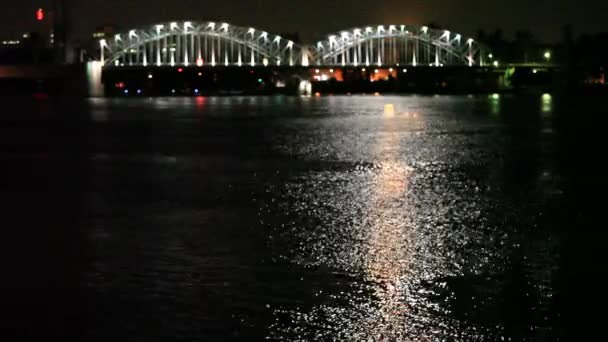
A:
[36,8,44,21]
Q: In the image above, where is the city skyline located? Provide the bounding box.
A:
[1,0,607,43]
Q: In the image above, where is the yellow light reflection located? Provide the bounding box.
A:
[355,109,425,339]
[541,93,553,115]
[384,104,395,117]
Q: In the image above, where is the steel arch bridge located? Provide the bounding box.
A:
[100,21,301,67]
[309,25,485,67]
[99,21,487,68]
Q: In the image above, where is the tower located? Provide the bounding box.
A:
[52,0,69,63]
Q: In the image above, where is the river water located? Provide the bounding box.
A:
[1,94,607,341]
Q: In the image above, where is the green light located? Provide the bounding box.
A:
[258,78,263,83]
[493,61,499,67]
[488,53,493,59]
[544,51,551,60]
[490,93,500,100]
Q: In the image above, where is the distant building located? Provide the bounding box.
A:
[92,26,117,40]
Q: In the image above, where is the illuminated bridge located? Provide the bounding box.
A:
[99,21,487,68]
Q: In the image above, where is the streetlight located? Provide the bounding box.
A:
[544,51,551,61]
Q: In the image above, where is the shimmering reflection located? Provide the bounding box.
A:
[541,93,553,115]
[357,120,414,340]
[56,95,573,341]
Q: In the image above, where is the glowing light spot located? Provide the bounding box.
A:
[36,8,44,21]
[384,104,395,117]
[177,68,183,73]
[148,74,153,79]
[314,92,321,97]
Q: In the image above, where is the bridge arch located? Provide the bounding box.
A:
[100,21,303,67]
[309,25,487,67]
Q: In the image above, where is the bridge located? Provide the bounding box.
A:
[99,21,487,68]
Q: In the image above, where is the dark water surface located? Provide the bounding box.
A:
[1,94,607,341]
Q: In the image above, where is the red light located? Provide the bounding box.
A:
[36,8,44,21]
[177,68,183,73]
[115,82,125,89]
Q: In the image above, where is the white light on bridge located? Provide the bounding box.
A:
[248,28,255,35]
[207,22,216,29]
[129,30,137,38]
[366,27,372,33]
[170,22,178,30]
[156,24,164,34]
[220,23,229,31]
[422,26,428,33]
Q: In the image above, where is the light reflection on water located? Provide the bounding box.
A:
[75,95,572,341]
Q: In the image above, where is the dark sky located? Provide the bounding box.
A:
[2,0,607,42]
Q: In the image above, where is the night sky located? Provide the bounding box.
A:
[2,0,607,42]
